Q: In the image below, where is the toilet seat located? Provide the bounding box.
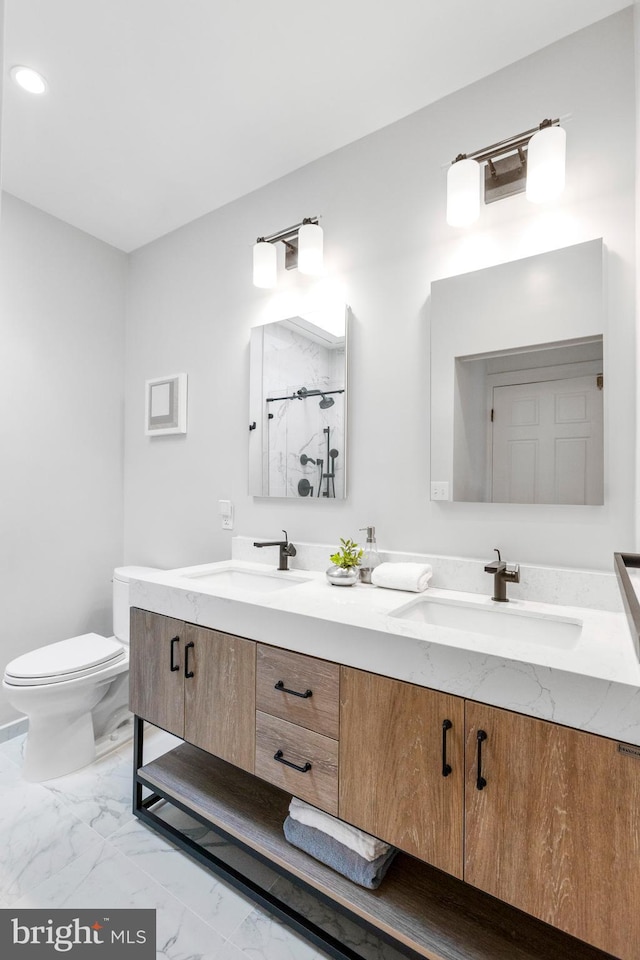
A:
[4,634,125,686]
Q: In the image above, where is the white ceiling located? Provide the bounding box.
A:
[1,0,631,252]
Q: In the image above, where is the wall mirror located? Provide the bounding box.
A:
[249,310,348,498]
[430,238,605,505]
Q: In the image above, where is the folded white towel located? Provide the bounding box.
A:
[289,797,390,862]
[371,562,432,592]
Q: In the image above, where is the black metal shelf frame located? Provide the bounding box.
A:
[132,717,424,960]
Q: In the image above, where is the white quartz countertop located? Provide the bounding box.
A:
[128,559,640,747]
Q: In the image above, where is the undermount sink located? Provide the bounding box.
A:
[177,566,310,594]
[389,596,582,649]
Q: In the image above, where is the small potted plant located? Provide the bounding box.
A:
[326,538,363,586]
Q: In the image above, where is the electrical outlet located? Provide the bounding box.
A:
[431,481,450,501]
[218,499,234,530]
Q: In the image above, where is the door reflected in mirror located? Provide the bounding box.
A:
[454,337,603,503]
[430,239,605,506]
[249,311,347,498]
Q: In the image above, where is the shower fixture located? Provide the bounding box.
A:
[318,428,338,498]
[266,388,343,407]
[296,387,340,408]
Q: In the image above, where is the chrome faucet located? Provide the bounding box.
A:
[484,548,520,602]
[253,529,297,571]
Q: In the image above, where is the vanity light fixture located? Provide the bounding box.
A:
[10,65,48,95]
[446,119,566,227]
[253,217,323,288]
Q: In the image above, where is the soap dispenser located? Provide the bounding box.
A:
[359,526,381,583]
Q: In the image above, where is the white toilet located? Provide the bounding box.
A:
[2,566,156,782]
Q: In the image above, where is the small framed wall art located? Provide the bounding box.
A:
[145,373,188,436]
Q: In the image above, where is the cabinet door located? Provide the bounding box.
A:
[129,608,185,736]
[183,624,256,773]
[339,667,464,878]
[465,701,640,960]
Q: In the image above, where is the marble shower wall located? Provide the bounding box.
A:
[263,323,345,498]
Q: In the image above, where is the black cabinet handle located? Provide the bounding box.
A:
[273,749,312,773]
[170,637,180,672]
[476,729,487,790]
[274,680,313,699]
[184,641,195,679]
[442,719,453,777]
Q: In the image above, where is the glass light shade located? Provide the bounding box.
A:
[297,222,324,275]
[10,65,47,94]
[446,158,481,227]
[526,126,566,204]
[253,240,277,288]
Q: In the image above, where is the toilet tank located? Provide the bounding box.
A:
[112,566,160,644]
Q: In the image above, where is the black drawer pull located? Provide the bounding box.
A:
[274,680,313,699]
[442,719,453,777]
[476,729,487,790]
[184,641,195,679]
[273,749,312,773]
[170,637,180,672]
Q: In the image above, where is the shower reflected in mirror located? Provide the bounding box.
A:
[249,310,348,498]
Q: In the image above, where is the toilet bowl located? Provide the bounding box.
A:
[2,566,157,781]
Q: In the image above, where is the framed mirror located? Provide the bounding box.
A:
[249,309,348,498]
[430,239,605,505]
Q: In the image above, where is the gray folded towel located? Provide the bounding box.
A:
[283,815,397,889]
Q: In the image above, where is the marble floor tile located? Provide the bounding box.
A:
[0,775,103,904]
[229,907,330,960]
[215,941,256,960]
[14,838,228,960]
[270,875,407,960]
[109,816,259,938]
[40,746,135,839]
[150,802,281,892]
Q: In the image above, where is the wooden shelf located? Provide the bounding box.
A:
[138,743,615,960]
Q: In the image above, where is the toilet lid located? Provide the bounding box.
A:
[4,634,125,686]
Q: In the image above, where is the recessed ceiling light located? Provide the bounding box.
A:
[10,65,47,95]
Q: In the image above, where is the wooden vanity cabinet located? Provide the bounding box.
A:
[131,610,625,960]
[464,701,640,960]
[339,666,465,878]
[129,608,256,772]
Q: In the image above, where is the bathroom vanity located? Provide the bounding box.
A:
[128,551,640,960]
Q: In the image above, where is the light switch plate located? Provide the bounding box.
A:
[431,481,450,501]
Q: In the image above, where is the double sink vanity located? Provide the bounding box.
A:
[128,540,640,960]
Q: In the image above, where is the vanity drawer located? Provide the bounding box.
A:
[255,711,338,816]
[256,644,340,739]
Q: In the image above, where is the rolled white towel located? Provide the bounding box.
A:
[289,797,390,862]
[371,562,432,592]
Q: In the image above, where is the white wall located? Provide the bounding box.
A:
[0,194,127,724]
[124,10,636,574]
[0,0,4,218]
[635,0,640,550]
